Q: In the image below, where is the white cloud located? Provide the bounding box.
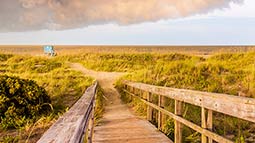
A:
[195,0,255,18]
[0,0,243,32]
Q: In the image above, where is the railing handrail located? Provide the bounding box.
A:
[122,80,255,143]
[124,81,255,122]
[37,81,98,143]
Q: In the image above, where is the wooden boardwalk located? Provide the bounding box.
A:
[71,63,172,143]
[93,87,172,143]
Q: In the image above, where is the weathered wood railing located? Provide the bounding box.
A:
[37,82,98,143]
[122,81,255,143]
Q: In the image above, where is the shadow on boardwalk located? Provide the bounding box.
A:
[70,63,172,143]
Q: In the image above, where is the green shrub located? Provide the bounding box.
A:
[0,75,51,129]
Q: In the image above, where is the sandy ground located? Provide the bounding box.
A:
[70,63,172,143]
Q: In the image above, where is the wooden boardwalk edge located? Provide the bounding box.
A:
[37,82,98,143]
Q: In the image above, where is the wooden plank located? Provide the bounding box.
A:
[37,82,98,143]
[175,100,182,143]
[123,89,233,143]
[124,81,255,123]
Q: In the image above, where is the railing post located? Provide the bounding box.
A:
[134,87,138,97]
[201,107,207,143]
[140,89,145,99]
[130,87,134,100]
[141,90,146,100]
[202,108,213,143]
[175,100,182,143]
[158,95,164,130]
[124,85,127,92]
[147,92,153,121]
[207,110,213,143]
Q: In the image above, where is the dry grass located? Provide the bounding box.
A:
[0,45,254,56]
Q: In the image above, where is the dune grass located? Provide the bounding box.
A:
[1,51,254,142]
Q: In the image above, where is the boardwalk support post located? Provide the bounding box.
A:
[147,92,153,121]
[158,95,164,130]
[202,108,214,143]
[131,87,134,101]
[201,107,207,143]
[175,100,182,143]
[207,110,213,143]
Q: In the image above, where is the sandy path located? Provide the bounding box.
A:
[70,63,172,143]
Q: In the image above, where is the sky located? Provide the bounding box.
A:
[0,0,254,45]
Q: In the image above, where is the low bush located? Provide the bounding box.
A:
[0,75,51,129]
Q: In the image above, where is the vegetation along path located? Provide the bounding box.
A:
[70,63,172,143]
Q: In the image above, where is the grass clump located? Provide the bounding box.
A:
[7,56,63,74]
[0,54,12,62]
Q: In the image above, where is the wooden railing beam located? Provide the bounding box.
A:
[125,81,255,123]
